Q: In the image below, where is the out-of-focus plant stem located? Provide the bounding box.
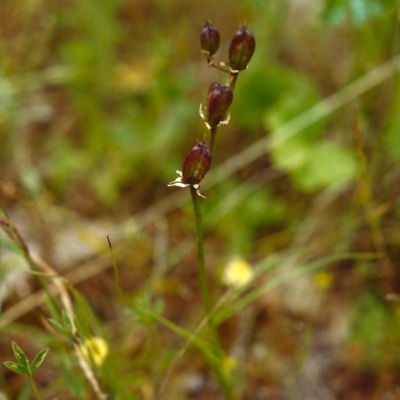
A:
[190,186,235,400]
[29,375,42,400]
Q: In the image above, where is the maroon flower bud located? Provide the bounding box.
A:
[200,22,220,59]
[182,140,212,185]
[228,26,256,71]
[205,82,233,128]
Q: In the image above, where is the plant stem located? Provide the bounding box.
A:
[190,187,215,328]
[227,72,238,90]
[210,127,217,151]
[29,375,42,400]
[189,186,235,400]
[352,116,393,288]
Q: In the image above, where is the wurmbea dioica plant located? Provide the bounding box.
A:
[168,22,255,399]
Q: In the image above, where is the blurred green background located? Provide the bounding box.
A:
[1,0,400,399]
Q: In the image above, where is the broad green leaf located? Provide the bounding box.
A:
[265,74,325,144]
[3,361,28,375]
[232,66,293,129]
[270,136,311,172]
[31,348,49,372]
[292,143,358,192]
[11,342,29,372]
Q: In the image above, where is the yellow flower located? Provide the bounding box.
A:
[114,62,153,93]
[313,271,334,289]
[222,257,254,288]
[81,337,108,367]
[223,356,238,374]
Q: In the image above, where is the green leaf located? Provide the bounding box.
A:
[321,0,347,25]
[61,310,73,332]
[270,136,311,172]
[48,318,65,332]
[49,312,74,342]
[0,238,24,255]
[265,74,325,144]
[11,342,30,372]
[68,286,101,338]
[128,294,164,326]
[292,143,358,192]
[348,292,390,365]
[322,0,385,26]
[31,348,49,372]
[348,0,383,25]
[232,66,292,129]
[3,361,28,375]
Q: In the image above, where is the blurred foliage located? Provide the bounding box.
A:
[348,292,393,366]
[1,0,400,399]
[322,0,390,26]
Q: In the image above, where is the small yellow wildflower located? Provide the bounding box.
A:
[81,337,108,367]
[222,257,254,288]
[223,356,238,374]
[313,271,334,289]
[114,62,154,93]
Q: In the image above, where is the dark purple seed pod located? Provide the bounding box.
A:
[206,82,233,128]
[200,22,220,59]
[182,140,212,185]
[228,26,256,71]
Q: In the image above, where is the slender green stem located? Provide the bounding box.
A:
[190,187,214,328]
[29,375,42,400]
[352,117,393,285]
[227,72,238,90]
[189,186,235,400]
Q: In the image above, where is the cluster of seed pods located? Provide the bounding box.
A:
[168,22,255,197]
